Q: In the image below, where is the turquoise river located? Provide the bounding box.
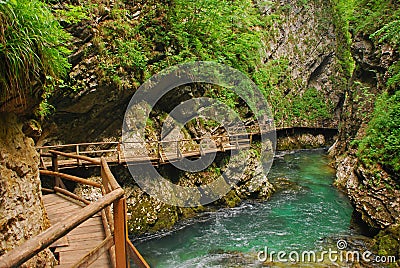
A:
[133,149,355,267]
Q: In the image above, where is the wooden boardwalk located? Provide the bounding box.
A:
[37,125,336,171]
[0,154,150,268]
[43,193,111,267]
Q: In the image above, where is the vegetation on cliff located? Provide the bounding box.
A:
[0,0,70,115]
[50,0,340,130]
[349,0,400,176]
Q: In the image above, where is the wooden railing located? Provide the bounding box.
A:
[36,123,338,170]
[37,124,274,169]
[0,151,149,268]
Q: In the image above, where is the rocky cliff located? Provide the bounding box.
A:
[330,1,400,260]
[43,0,347,145]
[332,31,400,229]
[0,114,55,267]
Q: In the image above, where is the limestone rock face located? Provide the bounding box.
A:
[335,156,400,229]
[264,0,342,95]
[0,114,55,267]
[331,30,400,244]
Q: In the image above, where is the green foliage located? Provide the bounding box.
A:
[331,0,355,76]
[351,0,399,35]
[0,0,71,108]
[55,4,95,24]
[292,88,333,122]
[387,62,400,89]
[367,4,400,89]
[253,59,333,125]
[164,0,265,72]
[357,90,400,173]
[94,0,267,87]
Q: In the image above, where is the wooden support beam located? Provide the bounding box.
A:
[117,143,122,164]
[126,240,150,268]
[100,158,120,191]
[41,188,54,194]
[114,198,127,268]
[51,153,66,189]
[40,170,101,188]
[101,210,116,268]
[0,188,124,268]
[76,145,81,166]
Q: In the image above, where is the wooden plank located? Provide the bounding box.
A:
[64,232,105,243]
[71,235,113,268]
[44,197,82,209]
[49,236,69,248]
[60,251,111,265]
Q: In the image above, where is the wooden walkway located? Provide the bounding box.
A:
[37,124,336,171]
[43,194,111,267]
[0,154,150,268]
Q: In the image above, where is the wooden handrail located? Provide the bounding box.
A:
[48,150,101,165]
[0,188,124,267]
[101,157,120,191]
[38,141,119,149]
[54,186,90,205]
[7,151,150,268]
[40,170,102,188]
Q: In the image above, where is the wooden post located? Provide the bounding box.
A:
[199,141,204,156]
[51,153,66,189]
[117,143,121,164]
[235,135,239,150]
[76,145,80,166]
[114,198,127,268]
[176,140,182,158]
[101,165,110,194]
[157,141,161,163]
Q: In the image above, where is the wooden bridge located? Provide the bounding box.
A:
[36,124,285,171]
[37,124,336,171]
[0,151,150,268]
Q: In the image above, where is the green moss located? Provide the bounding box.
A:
[222,190,242,208]
[372,224,400,258]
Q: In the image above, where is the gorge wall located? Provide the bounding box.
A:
[330,0,400,260]
[44,0,346,145]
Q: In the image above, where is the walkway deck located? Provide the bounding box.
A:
[43,193,112,267]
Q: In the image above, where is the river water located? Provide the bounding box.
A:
[133,149,354,267]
